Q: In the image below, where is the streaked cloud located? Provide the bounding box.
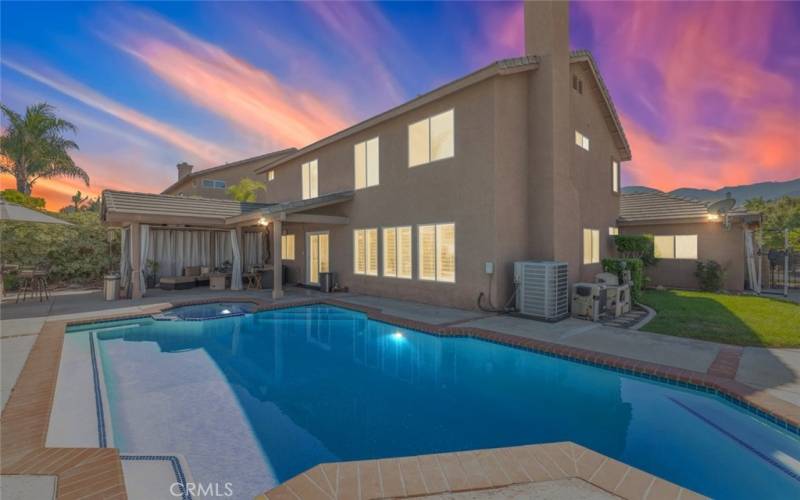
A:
[2,59,240,166]
[573,1,799,190]
[108,9,353,149]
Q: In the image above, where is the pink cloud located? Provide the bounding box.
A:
[110,11,353,149]
[2,59,240,166]
[579,1,800,190]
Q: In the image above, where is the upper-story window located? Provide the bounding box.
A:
[268,170,275,181]
[409,109,454,168]
[301,159,318,200]
[572,75,583,94]
[201,179,226,189]
[575,131,590,151]
[612,161,620,193]
[354,137,380,189]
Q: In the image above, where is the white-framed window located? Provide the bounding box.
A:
[612,160,620,193]
[583,228,600,264]
[575,130,590,151]
[418,223,455,282]
[354,137,380,189]
[654,235,698,260]
[609,227,619,236]
[268,170,275,181]
[281,234,295,260]
[353,228,378,276]
[409,109,454,167]
[383,226,412,279]
[301,160,318,200]
[202,179,226,189]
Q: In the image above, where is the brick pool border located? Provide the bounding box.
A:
[1,294,795,499]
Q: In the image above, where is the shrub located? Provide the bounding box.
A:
[0,210,119,288]
[694,260,726,292]
[612,234,657,267]
[1,189,45,209]
[602,257,644,302]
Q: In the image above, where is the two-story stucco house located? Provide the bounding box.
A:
[102,2,632,309]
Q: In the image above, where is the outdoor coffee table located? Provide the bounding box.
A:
[244,272,262,290]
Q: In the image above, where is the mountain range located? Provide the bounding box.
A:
[622,178,800,205]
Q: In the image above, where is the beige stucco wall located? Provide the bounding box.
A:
[262,61,624,311]
[570,62,623,283]
[165,161,272,202]
[266,79,498,309]
[619,221,747,291]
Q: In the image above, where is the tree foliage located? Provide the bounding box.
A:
[1,210,119,288]
[745,196,800,250]
[1,188,45,209]
[226,178,266,202]
[602,257,645,302]
[611,234,657,266]
[0,102,88,195]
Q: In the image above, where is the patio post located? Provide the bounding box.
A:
[272,219,283,299]
[130,222,143,299]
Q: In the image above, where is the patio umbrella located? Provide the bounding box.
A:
[0,200,72,225]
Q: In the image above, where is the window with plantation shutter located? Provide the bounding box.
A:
[419,223,455,282]
[436,223,455,282]
[354,230,366,274]
[366,228,378,276]
[382,226,412,279]
[281,234,295,260]
[654,235,697,259]
[383,227,397,277]
[354,228,378,276]
[418,225,436,280]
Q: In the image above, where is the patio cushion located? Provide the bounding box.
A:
[184,266,201,277]
[161,276,195,284]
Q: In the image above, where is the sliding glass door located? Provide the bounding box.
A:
[306,231,329,285]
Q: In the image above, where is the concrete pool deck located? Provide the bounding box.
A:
[0,289,797,498]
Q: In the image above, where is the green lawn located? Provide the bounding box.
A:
[639,290,800,347]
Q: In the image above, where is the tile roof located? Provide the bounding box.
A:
[161,148,297,194]
[620,192,711,223]
[102,190,273,221]
[619,192,753,223]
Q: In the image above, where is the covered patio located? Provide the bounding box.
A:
[101,190,353,300]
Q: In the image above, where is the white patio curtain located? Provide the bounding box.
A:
[745,229,761,294]
[120,226,131,291]
[140,224,150,294]
[243,232,265,271]
[230,229,243,290]
[146,229,211,277]
[213,231,233,268]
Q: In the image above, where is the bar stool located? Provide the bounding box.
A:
[16,268,50,303]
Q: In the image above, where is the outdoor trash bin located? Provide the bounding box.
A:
[104,274,120,301]
[319,272,335,293]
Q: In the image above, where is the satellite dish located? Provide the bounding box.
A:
[708,197,736,216]
[707,193,736,229]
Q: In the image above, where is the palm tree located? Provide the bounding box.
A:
[71,190,88,210]
[227,178,266,202]
[0,102,88,195]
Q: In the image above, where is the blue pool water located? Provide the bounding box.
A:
[70,305,800,499]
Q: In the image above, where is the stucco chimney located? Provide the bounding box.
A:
[524,1,581,283]
[176,162,194,180]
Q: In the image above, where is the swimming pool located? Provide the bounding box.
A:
[69,305,800,499]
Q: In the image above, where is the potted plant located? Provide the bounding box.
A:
[145,259,160,288]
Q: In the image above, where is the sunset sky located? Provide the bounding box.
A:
[1,1,798,210]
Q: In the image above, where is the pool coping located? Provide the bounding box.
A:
[1,294,796,499]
